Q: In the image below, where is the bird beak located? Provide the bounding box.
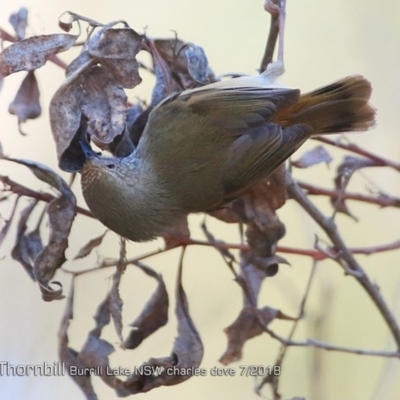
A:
[79,141,99,160]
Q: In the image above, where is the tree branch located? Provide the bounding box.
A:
[285,170,400,350]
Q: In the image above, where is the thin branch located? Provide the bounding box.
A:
[298,181,400,208]
[285,170,400,350]
[260,0,280,71]
[314,136,400,172]
[266,260,318,398]
[0,175,93,217]
[3,173,400,262]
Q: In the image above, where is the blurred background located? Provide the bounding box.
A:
[1,0,400,399]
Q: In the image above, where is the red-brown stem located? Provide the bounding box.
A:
[299,181,400,208]
[315,137,400,172]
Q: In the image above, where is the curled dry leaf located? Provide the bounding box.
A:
[148,40,179,106]
[292,145,333,169]
[9,7,28,40]
[58,284,100,399]
[110,270,124,345]
[118,261,203,395]
[153,38,215,90]
[241,167,287,279]
[25,226,43,262]
[184,44,210,84]
[6,158,76,300]
[0,33,78,76]
[8,71,41,131]
[219,306,279,365]
[11,200,38,280]
[50,26,142,171]
[107,126,135,157]
[73,231,107,260]
[76,293,118,392]
[124,263,169,350]
[331,155,374,219]
[0,195,20,248]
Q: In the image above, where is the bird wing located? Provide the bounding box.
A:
[137,85,312,206]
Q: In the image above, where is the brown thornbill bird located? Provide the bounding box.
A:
[80,68,375,242]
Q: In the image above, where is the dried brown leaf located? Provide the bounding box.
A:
[77,295,116,390]
[25,225,43,261]
[292,145,332,169]
[6,158,76,300]
[107,126,134,157]
[219,306,278,365]
[73,231,107,260]
[147,40,178,106]
[331,155,372,220]
[11,200,38,280]
[8,71,41,128]
[0,33,77,76]
[50,26,142,171]
[124,263,169,349]
[118,260,203,395]
[109,270,124,345]
[153,38,215,90]
[0,195,20,248]
[9,7,28,40]
[88,27,142,88]
[184,44,210,84]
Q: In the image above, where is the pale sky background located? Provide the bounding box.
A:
[1,1,400,400]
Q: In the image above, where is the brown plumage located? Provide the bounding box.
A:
[80,74,375,241]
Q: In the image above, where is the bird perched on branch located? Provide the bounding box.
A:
[80,65,375,242]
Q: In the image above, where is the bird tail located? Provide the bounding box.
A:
[275,75,376,134]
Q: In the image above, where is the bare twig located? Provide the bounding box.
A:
[285,170,400,350]
[0,175,93,217]
[314,137,400,172]
[264,261,318,399]
[260,0,280,71]
[298,181,400,208]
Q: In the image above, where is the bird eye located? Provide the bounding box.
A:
[106,164,116,169]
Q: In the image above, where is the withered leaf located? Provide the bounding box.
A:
[6,158,76,300]
[73,231,107,260]
[8,71,41,130]
[109,270,124,345]
[9,7,28,40]
[11,200,38,280]
[331,155,373,220]
[124,263,169,350]
[153,38,215,90]
[250,254,290,274]
[118,261,203,395]
[0,195,20,248]
[25,225,44,262]
[50,26,142,171]
[78,295,116,390]
[0,33,77,76]
[59,284,99,400]
[107,126,134,157]
[184,44,210,84]
[88,27,142,88]
[219,306,279,365]
[239,167,288,280]
[148,40,178,106]
[292,145,332,169]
